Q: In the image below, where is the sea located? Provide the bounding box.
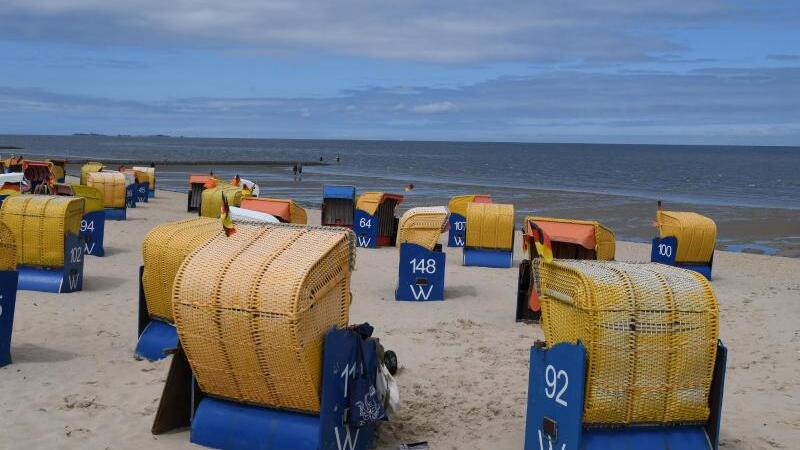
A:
[2,134,799,256]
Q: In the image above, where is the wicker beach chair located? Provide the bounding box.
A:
[86,171,127,208]
[172,223,356,414]
[0,220,16,271]
[537,259,719,425]
[397,206,449,251]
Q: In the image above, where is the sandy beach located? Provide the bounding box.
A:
[1,187,799,450]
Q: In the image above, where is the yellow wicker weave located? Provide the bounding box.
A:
[70,184,105,213]
[0,220,16,271]
[200,184,243,218]
[86,171,126,208]
[0,195,84,268]
[397,206,449,250]
[657,210,717,263]
[50,164,65,182]
[172,224,355,413]
[537,259,718,425]
[80,162,104,185]
[465,202,514,250]
[142,217,221,322]
[132,166,156,190]
[448,194,491,217]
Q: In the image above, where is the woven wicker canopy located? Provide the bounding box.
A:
[200,184,243,218]
[173,223,356,413]
[80,162,104,185]
[356,192,403,216]
[87,171,127,208]
[0,195,84,268]
[447,194,492,217]
[657,210,717,263]
[537,259,719,425]
[142,217,222,323]
[465,202,514,250]
[397,206,449,250]
[0,220,16,271]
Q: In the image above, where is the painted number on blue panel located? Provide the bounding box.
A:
[359,217,372,228]
[70,247,83,264]
[80,219,95,232]
[453,221,465,231]
[336,362,360,450]
[410,258,436,274]
[657,243,673,258]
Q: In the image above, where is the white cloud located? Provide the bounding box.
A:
[412,101,457,114]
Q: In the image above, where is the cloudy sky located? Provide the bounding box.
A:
[1,0,799,144]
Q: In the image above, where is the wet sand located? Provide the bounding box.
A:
[1,187,799,449]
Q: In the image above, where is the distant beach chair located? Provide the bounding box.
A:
[524,259,727,450]
[70,184,107,257]
[321,185,356,228]
[462,202,515,268]
[516,216,615,322]
[447,194,492,247]
[651,203,716,279]
[187,174,214,212]
[0,221,19,367]
[135,217,221,361]
[199,183,243,218]
[0,195,85,293]
[87,171,127,220]
[240,197,308,224]
[150,224,393,450]
[395,206,449,301]
[48,158,67,183]
[22,160,54,192]
[80,161,104,185]
[0,173,24,200]
[132,166,156,198]
[353,191,403,248]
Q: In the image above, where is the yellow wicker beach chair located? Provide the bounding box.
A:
[86,171,127,209]
[0,220,16,271]
[447,194,492,219]
[80,162,105,185]
[172,224,356,413]
[656,210,717,264]
[397,206,449,251]
[200,184,243,218]
[0,195,84,268]
[537,259,719,425]
[141,217,221,323]
[132,166,156,191]
[465,202,514,250]
[240,197,308,224]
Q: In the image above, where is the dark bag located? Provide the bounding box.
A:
[347,331,386,428]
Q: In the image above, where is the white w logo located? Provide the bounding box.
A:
[334,426,360,450]
[357,236,371,247]
[67,274,80,291]
[84,242,95,255]
[408,284,434,300]
[453,235,464,246]
[538,430,566,450]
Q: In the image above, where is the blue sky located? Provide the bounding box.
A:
[1,0,799,144]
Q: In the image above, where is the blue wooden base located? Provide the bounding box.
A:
[136,183,149,203]
[190,327,377,450]
[651,237,713,280]
[104,207,127,221]
[126,184,137,208]
[80,211,106,257]
[135,320,178,361]
[396,243,445,301]
[524,341,727,450]
[0,271,19,367]
[447,213,466,247]
[462,247,513,268]
[16,233,84,293]
[148,189,155,199]
[353,210,378,248]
